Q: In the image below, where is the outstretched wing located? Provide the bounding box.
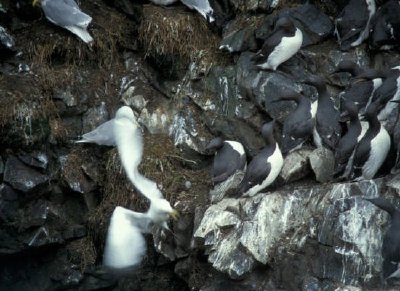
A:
[103,207,147,269]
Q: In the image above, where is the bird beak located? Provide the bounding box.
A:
[32,0,40,6]
[169,209,179,220]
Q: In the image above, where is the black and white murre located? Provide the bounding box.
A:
[304,75,341,150]
[205,137,246,185]
[369,0,400,50]
[334,0,376,51]
[365,197,400,280]
[350,101,391,180]
[334,100,367,179]
[333,60,383,114]
[272,89,314,155]
[251,16,303,71]
[369,66,400,124]
[238,121,283,197]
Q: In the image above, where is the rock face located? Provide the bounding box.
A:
[1,0,400,290]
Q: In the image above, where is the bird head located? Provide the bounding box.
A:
[115,106,138,125]
[205,137,224,154]
[149,198,178,227]
[32,0,42,6]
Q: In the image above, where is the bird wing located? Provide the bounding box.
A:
[75,119,116,146]
[42,0,92,28]
[181,0,214,21]
[240,148,272,193]
[252,30,285,63]
[103,207,148,269]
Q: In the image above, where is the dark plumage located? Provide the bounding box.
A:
[335,0,376,50]
[304,75,341,150]
[334,100,363,178]
[251,16,303,71]
[350,102,391,180]
[238,121,283,197]
[205,137,246,185]
[333,61,383,114]
[365,197,400,279]
[369,0,400,50]
[272,90,314,155]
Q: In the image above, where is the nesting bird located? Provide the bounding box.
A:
[272,89,314,155]
[350,102,390,180]
[76,106,177,269]
[205,137,246,185]
[33,0,94,44]
[369,0,400,50]
[305,75,341,150]
[334,100,367,179]
[238,121,283,197]
[334,0,376,50]
[365,197,400,280]
[251,16,303,71]
[333,60,383,115]
[149,0,215,22]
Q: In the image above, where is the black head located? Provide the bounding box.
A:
[333,60,360,75]
[304,75,326,92]
[275,16,293,31]
[272,89,302,103]
[342,99,359,119]
[205,137,224,153]
[261,121,275,143]
[361,102,380,121]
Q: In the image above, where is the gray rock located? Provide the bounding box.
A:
[53,88,78,107]
[0,183,19,222]
[309,147,335,183]
[209,170,244,203]
[3,156,49,193]
[279,148,312,182]
[18,151,48,170]
[219,20,257,53]
[0,25,15,58]
[81,102,109,134]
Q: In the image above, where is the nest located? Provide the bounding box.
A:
[138,5,222,73]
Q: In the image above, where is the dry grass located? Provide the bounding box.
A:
[67,237,97,272]
[138,5,224,71]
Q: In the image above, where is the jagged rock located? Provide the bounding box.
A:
[18,151,48,170]
[209,170,244,203]
[3,156,49,193]
[219,19,257,53]
[0,25,15,59]
[228,0,280,12]
[285,3,334,47]
[279,148,312,183]
[196,178,390,283]
[53,88,79,107]
[0,183,19,222]
[81,102,109,134]
[0,156,4,174]
[309,147,335,183]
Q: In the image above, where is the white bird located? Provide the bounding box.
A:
[101,106,177,269]
[33,0,94,44]
[149,0,215,22]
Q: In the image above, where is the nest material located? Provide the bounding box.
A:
[138,5,221,67]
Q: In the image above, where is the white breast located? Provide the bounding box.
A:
[264,28,303,71]
[362,126,390,179]
[225,141,245,155]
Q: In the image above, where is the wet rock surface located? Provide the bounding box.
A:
[1,0,400,290]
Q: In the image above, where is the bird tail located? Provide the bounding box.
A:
[65,26,93,44]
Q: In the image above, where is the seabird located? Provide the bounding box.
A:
[33,0,94,44]
[103,106,177,269]
[304,75,341,150]
[350,101,391,180]
[369,0,400,50]
[251,16,303,71]
[272,89,314,155]
[205,137,246,185]
[334,0,376,50]
[365,197,400,280]
[334,100,367,179]
[333,60,383,115]
[75,106,140,146]
[238,121,283,197]
[149,0,215,22]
